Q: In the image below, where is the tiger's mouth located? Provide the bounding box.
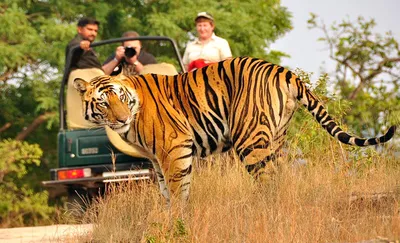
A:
[108,114,134,134]
[110,123,131,134]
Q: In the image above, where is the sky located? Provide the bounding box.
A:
[271,0,400,77]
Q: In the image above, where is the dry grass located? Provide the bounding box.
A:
[77,145,400,242]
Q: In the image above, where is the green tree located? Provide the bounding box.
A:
[0,139,54,227]
[1,0,292,136]
[307,14,400,137]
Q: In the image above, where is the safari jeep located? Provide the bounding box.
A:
[42,36,185,205]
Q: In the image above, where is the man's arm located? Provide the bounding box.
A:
[66,37,92,69]
[102,55,120,75]
[102,46,125,75]
[219,38,232,60]
[66,38,84,69]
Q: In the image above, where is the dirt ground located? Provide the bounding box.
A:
[0,224,92,243]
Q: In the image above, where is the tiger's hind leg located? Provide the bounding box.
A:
[244,149,279,180]
[236,143,279,181]
[243,131,290,180]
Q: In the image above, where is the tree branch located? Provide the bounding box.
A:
[364,57,400,82]
[0,70,14,82]
[348,82,366,100]
[331,55,366,99]
[15,112,55,141]
[348,57,400,99]
[332,56,363,79]
[0,122,12,133]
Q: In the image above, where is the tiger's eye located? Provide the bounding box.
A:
[120,94,126,102]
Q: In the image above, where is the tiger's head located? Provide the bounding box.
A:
[73,75,139,134]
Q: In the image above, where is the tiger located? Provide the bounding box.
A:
[73,56,396,201]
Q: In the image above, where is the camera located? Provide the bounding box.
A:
[124,46,137,58]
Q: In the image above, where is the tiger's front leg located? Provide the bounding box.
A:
[150,159,170,201]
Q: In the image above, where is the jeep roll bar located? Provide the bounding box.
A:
[60,36,185,131]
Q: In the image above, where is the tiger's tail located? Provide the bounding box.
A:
[295,79,396,146]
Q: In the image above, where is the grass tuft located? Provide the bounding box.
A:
[76,147,400,242]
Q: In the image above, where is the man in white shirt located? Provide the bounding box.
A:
[183,12,232,71]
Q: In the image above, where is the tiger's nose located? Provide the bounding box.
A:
[115,112,129,123]
[116,118,127,123]
[116,114,129,123]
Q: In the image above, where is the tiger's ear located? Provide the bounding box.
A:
[73,78,88,94]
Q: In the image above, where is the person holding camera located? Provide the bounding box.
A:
[102,31,156,76]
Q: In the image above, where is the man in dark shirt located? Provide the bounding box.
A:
[66,17,104,129]
[66,17,102,70]
[102,31,157,76]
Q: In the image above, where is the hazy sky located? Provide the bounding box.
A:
[271,0,400,76]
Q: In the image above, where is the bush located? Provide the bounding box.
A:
[0,139,54,227]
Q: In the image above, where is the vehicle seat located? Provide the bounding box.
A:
[140,63,178,75]
[66,68,105,129]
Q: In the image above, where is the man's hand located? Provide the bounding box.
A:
[80,40,91,51]
[125,54,143,73]
[115,46,125,61]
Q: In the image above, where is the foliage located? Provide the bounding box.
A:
[0,139,54,227]
[307,14,400,136]
[132,0,293,63]
[286,70,350,158]
[287,15,399,162]
[0,0,293,133]
[1,0,292,83]
[287,69,397,165]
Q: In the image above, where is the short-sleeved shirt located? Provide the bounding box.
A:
[182,33,232,67]
[65,35,102,70]
[103,51,157,76]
